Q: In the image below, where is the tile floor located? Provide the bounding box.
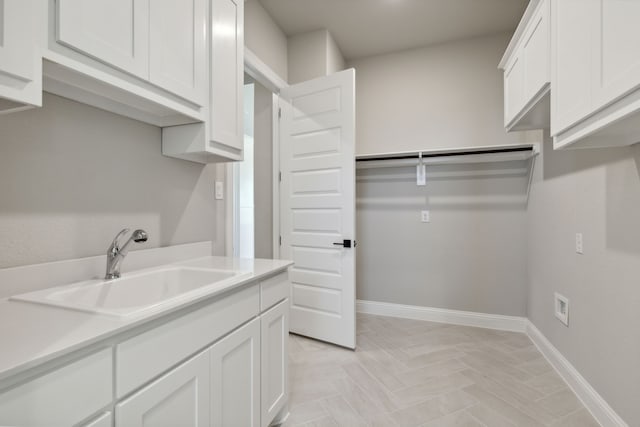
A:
[283,313,599,427]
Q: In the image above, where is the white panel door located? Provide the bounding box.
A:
[149,0,207,105]
[261,299,289,427]
[56,0,150,79]
[210,0,244,150]
[593,0,640,109]
[280,69,356,349]
[116,350,210,427]
[211,317,260,427]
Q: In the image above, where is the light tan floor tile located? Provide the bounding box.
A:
[320,395,368,427]
[466,404,516,427]
[550,409,600,427]
[523,370,566,395]
[421,408,485,427]
[535,387,583,418]
[287,314,599,427]
[463,384,545,427]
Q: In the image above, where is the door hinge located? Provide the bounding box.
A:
[279,171,282,182]
[278,107,281,119]
[279,235,282,246]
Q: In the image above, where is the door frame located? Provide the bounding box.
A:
[226,48,287,257]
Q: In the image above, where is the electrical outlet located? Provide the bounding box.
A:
[575,233,583,254]
[554,292,569,326]
[215,181,224,200]
[421,210,430,223]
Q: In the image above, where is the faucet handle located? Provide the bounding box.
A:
[109,228,131,251]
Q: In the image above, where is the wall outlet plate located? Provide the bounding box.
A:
[421,210,430,223]
[215,181,224,200]
[554,292,569,326]
[575,233,583,254]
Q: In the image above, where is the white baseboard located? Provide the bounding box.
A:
[356,299,528,333]
[526,321,628,427]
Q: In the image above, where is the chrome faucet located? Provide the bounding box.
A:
[105,228,148,280]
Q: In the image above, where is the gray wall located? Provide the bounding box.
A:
[253,82,274,259]
[348,33,523,156]
[527,137,640,425]
[351,33,529,316]
[245,0,288,82]
[288,29,346,84]
[356,162,529,316]
[0,93,224,269]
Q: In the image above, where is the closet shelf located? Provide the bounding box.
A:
[355,143,540,169]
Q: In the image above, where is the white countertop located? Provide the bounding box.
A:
[0,256,292,383]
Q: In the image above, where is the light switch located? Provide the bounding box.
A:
[421,210,430,223]
[215,181,224,200]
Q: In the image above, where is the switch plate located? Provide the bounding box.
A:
[421,210,430,223]
[554,292,569,326]
[215,181,224,200]
[575,233,583,254]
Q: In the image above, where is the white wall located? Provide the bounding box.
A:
[244,0,288,82]
[527,137,640,425]
[288,29,346,84]
[348,33,523,155]
[0,93,224,270]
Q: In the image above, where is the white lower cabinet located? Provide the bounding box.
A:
[0,271,291,427]
[116,349,211,427]
[261,299,289,427]
[211,317,261,427]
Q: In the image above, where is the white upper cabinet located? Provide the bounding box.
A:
[0,0,42,113]
[592,0,640,110]
[162,0,245,163]
[550,0,596,135]
[57,0,150,79]
[551,0,640,149]
[210,0,244,155]
[149,0,207,105]
[500,0,550,131]
[45,0,208,127]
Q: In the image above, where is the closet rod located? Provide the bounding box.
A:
[355,146,533,162]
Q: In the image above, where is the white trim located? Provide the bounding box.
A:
[356,300,527,333]
[526,321,628,427]
[244,48,288,94]
[224,163,235,257]
[272,93,281,259]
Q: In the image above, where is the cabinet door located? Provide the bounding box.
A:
[56,0,150,79]
[0,0,40,109]
[261,299,289,427]
[82,411,112,427]
[551,0,598,135]
[149,0,207,106]
[116,350,210,427]
[210,0,244,151]
[592,0,640,109]
[522,2,549,101]
[504,56,525,126]
[211,318,260,427]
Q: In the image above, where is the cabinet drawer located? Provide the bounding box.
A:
[0,348,112,427]
[116,283,259,397]
[260,271,289,312]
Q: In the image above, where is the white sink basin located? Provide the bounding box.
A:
[11,267,251,317]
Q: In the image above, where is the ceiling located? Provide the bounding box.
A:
[257,0,529,60]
